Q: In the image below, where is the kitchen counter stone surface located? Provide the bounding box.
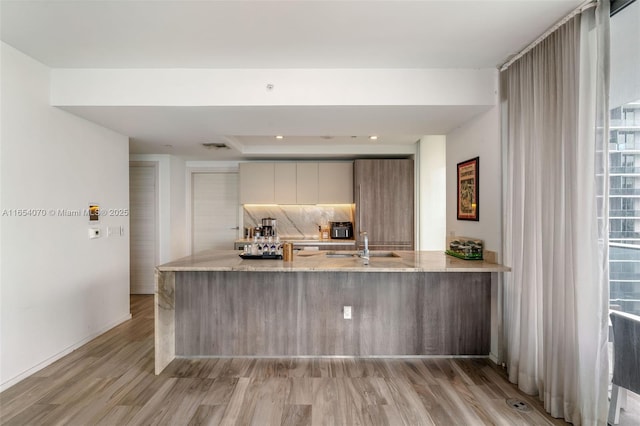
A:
[158,250,510,273]
[235,238,356,245]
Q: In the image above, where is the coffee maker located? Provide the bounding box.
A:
[261,217,277,237]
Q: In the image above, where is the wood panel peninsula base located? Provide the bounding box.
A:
[154,250,510,374]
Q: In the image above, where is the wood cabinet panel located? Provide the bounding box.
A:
[354,159,414,248]
[175,271,491,356]
[296,163,319,204]
[274,163,297,204]
[367,244,413,251]
[292,243,356,251]
[318,162,353,203]
[239,163,275,204]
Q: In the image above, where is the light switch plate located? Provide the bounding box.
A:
[88,228,101,239]
[343,305,352,320]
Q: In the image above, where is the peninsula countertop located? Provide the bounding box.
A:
[157,249,510,273]
[235,238,356,246]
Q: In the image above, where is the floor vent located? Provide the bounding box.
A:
[506,398,532,412]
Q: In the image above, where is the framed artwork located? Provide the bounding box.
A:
[457,157,479,221]
[89,203,100,222]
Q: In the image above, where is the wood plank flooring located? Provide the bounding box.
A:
[0,295,575,425]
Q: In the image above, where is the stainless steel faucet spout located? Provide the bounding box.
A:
[360,231,369,265]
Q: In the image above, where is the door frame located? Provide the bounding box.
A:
[186,166,241,255]
[129,160,159,294]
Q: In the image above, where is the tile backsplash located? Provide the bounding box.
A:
[244,205,354,239]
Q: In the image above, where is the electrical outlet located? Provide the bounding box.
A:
[343,305,352,320]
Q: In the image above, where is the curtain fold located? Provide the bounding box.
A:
[502,1,610,424]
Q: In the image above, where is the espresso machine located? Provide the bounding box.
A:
[261,217,277,237]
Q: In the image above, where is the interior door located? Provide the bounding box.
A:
[192,172,239,253]
[129,162,158,294]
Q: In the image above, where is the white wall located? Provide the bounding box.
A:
[446,104,502,257]
[0,43,131,390]
[417,136,446,250]
[446,98,503,364]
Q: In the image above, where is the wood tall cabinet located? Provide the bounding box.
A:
[354,159,414,250]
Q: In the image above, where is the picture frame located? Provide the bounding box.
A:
[88,203,100,223]
[457,157,479,221]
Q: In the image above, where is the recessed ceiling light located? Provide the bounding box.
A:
[369,135,378,140]
[275,135,284,139]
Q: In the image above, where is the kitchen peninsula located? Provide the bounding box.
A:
[155,250,509,374]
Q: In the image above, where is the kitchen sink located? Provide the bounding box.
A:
[325,251,358,258]
[324,251,400,258]
[369,251,401,257]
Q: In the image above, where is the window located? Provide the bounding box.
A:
[608,0,640,318]
[622,176,635,189]
[622,219,636,232]
[622,197,634,210]
[625,131,635,149]
[611,152,622,167]
[623,108,636,124]
[612,106,623,120]
[612,197,622,210]
[611,176,621,188]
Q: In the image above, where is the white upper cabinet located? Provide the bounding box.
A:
[318,162,353,204]
[239,163,274,204]
[240,161,353,204]
[274,163,297,204]
[296,163,319,204]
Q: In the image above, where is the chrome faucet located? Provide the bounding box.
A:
[360,231,369,265]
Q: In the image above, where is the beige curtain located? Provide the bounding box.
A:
[502,1,610,424]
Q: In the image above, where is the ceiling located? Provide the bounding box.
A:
[0,0,584,160]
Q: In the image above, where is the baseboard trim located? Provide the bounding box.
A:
[177,354,491,359]
[0,312,132,393]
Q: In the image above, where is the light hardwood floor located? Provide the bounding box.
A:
[0,295,604,425]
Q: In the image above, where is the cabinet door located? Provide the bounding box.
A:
[354,159,414,248]
[380,159,413,245]
[354,159,377,241]
[296,163,319,204]
[239,163,274,204]
[274,163,297,204]
[318,162,353,203]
